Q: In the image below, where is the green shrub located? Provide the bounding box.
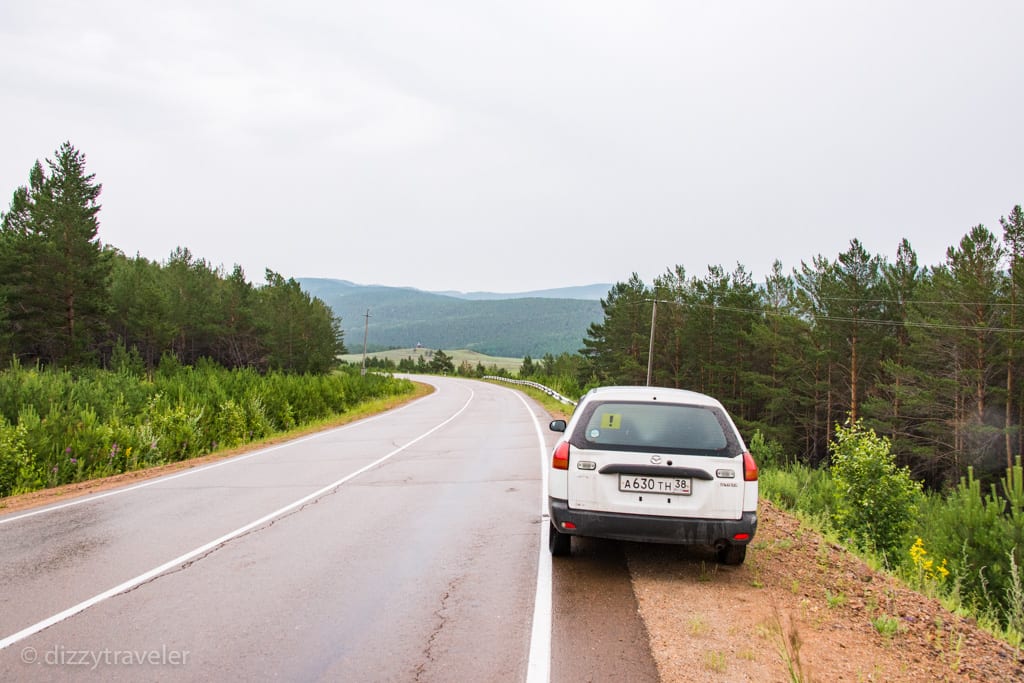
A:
[0,419,37,497]
[145,394,203,461]
[830,421,922,563]
[0,361,415,498]
[749,430,787,470]
[918,461,1024,629]
[211,399,248,448]
[243,393,274,440]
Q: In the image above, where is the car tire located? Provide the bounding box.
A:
[549,521,571,556]
[717,544,746,565]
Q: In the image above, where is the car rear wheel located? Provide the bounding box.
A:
[717,544,746,565]
[549,521,571,556]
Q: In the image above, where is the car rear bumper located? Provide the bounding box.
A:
[548,498,757,546]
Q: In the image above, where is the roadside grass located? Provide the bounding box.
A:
[0,381,433,514]
[760,485,1024,651]
[757,610,810,683]
[703,651,728,673]
[688,615,710,636]
[825,590,847,608]
[871,614,902,639]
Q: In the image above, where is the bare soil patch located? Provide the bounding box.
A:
[629,499,1024,681]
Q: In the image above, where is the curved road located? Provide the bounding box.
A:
[0,376,656,682]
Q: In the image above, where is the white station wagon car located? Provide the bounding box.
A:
[547,386,758,564]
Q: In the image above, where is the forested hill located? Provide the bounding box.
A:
[298,278,605,358]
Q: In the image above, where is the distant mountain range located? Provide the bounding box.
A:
[432,283,614,301]
[297,278,611,358]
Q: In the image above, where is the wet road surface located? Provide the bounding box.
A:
[0,376,658,681]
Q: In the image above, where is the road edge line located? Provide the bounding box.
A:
[513,390,552,683]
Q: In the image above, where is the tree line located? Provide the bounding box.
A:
[578,206,1024,491]
[0,143,345,373]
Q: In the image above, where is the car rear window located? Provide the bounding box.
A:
[571,400,739,457]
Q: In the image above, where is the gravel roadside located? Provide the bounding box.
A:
[629,499,1024,682]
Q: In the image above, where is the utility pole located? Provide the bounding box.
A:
[361,309,371,375]
[646,299,657,386]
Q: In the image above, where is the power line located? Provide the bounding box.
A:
[816,295,1024,308]
[635,299,1024,335]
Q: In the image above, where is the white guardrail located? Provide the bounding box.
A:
[483,376,578,407]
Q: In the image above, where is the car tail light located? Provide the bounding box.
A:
[552,442,570,470]
[733,532,751,541]
[743,451,758,481]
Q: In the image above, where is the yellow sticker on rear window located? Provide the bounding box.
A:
[600,413,622,429]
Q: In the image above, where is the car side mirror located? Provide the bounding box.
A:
[549,419,567,433]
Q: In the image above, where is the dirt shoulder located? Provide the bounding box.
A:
[629,499,1024,682]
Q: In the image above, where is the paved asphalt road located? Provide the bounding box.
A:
[0,376,657,682]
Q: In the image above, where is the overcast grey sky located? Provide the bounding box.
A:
[2,2,1022,293]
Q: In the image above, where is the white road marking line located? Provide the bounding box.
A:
[0,389,472,652]
[0,391,434,526]
[511,390,553,683]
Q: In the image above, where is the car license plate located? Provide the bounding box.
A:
[618,474,692,495]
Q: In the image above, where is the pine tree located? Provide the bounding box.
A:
[108,252,175,368]
[833,239,886,423]
[794,254,842,460]
[0,143,111,365]
[650,266,693,388]
[745,260,813,455]
[919,226,1007,474]
[1001,205,1024,467]
[864,239,921,463]
[429,349,454,374]
[217,265,267,369]
[259,270,344,373]
[580,273,651,386]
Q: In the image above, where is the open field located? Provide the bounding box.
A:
[340,348,524,373]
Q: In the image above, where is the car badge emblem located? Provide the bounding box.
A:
[650,455,662,464]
